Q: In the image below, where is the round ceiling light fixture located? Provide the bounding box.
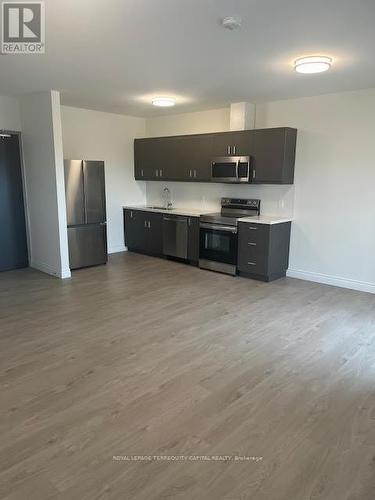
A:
[221,16,242,30]
[152,97,176,107]
[294,56,332,74]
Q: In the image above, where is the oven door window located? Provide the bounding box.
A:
[200,228,237,265]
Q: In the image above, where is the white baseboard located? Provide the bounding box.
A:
[60,268,72,279]
[108,245,127,254]
[287,268,375,294]
[30,261,71,279]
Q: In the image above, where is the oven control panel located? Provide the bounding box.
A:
[221,198,260,209]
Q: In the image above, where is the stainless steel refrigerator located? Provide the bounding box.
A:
[64,160,107,270]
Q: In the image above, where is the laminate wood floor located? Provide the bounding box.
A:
[1,252,375,500]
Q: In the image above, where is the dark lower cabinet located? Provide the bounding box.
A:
[125,209,291,281]
[124,209,199,265]
[124,209,162,255]
[124,209,145,250]
[237,222,291,282]
[147,212,163,254]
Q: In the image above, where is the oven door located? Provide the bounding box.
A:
[199,223,238,275]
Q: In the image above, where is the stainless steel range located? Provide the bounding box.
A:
[199,198,261,275]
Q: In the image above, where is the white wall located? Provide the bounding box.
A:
[256,89,375,293]
[61,106,146,253]
[146,107,230,137]
[144,90,375,293]
[0,95,21,131]
[19,91,70,279]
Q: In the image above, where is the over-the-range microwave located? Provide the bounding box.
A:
[211,156,251,183]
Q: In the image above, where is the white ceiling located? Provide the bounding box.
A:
[1,0,375,116]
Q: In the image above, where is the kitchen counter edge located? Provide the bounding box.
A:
[123,206,293,224]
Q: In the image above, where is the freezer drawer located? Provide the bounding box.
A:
[68,224,107,270]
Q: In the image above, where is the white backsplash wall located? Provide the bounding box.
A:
[146,182,294,216]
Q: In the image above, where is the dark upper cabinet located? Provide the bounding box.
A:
[135,134,213,182]
[184,134,213,181]
[134,138,154,179]
[134,137,176,180]
[134,127,297,184]
[212,130,253,156]
[251,128,297,184]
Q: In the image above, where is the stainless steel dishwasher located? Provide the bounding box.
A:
[162,215,188,259]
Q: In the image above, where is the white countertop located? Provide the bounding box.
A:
[123,205,210,217]
[238,215,293,225]
[123,206,293,224]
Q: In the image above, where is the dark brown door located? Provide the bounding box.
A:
[0,133,28,271]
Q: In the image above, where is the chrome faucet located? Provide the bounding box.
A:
[163,186,172,210]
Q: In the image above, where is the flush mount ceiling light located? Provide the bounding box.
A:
[152,97,176,107]
[221,16,242,30]
[294,56,332,74]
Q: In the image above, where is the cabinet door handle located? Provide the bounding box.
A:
[227,145,231,155]
[247,261,257,266]
[248,226,258,230]
[144,220,147,228]
[159,169,163,177]
[193,170,197,178]
[141,169,144,177]
[233,145,236,155]
[188,217,191,226]
[130,211,133,218]
[189,169,192,177]
[253,168,256,180]
[247,242,257,246]
[148,221,151,228]
[155,169,159,177]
